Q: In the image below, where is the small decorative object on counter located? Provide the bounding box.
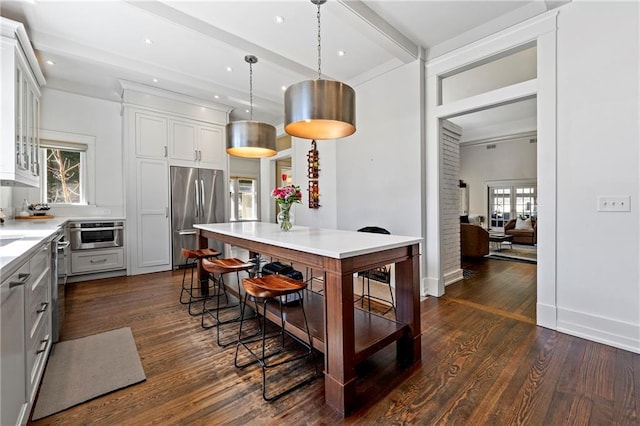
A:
[0,208,5,224]
[19,198,30,217]
[271,173,302,232]
[28,203,51,216]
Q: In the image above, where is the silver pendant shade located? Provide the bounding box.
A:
[284,79,356,140]
[226,55,277,158]
[284,0,356,140]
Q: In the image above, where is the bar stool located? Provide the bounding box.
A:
[180,248,221,316]
[201,258,254,346]
[356,226,396,317]
[234,274,318,401]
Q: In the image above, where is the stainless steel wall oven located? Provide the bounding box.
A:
[69,221,124,250]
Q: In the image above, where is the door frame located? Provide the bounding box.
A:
[424,11,558,330]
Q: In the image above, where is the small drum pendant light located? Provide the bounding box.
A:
[226,55,277,158]
[284,0,356,140]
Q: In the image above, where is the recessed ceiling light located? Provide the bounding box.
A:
[245,109,250,113]
[45,60,55,66]
[226,66,233,72]
[214,95,220,99]
[152,78,159,83]
[338,50,346,57]
[144,38,153,45]
[274,16,284,24]
[281,85,287,91]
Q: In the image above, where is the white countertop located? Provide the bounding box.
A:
[0,216,126,277]
[194,222,422,259]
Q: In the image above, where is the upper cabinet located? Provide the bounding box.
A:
[169,119,224,169]
[135,111,168,159]
[0,17,46,187]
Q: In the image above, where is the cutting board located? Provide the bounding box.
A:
[15,215,54,220]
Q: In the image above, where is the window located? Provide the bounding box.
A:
[488,182,537,229]
[229,177,258,221]
[40,140,88,204]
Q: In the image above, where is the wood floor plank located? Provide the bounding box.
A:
[27,267,640,425]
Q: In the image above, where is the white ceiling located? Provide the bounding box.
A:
[0,0,566,134]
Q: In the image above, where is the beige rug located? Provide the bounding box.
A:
[32,327,146,420]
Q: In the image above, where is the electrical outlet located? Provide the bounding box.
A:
[597,196,630,212]
[100,209,111,215]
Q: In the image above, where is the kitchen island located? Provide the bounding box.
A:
[194,222,422,416]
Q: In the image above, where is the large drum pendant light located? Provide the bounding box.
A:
[284,0,356,140]
[226,55,277,158]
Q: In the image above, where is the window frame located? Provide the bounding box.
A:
[39,129,95,206]
[229,176,259,222]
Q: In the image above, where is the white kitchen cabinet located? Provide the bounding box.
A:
[0,17,45,187]
[71,247,125,274]
[0,262,29,426]
[169,119,225,169]
[136,158,171,269]
[0,240,51,426]
[135,111,168,159]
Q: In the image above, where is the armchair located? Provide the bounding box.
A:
[504,218,537,245]
[460,223,489,258]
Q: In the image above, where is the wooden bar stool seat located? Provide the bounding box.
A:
[180,247,221,316]
[201,258,254,346]
[234,274,318,401]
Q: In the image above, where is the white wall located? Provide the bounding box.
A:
[460,135,537,216]
[554,1,639,352]
[336,61,423,237]
[12,88,124,217]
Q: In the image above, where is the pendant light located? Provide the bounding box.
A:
[284,0,356,140]
[226,55,277,158]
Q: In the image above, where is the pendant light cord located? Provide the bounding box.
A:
[317,1,322,80]
[249,60,254,120]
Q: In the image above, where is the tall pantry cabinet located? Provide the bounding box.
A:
[0,17,46,187]
[121,82,232,275]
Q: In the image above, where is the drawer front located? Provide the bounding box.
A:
[29,242,50,278]
[25,273,50,340]
[71,248,125,274]
[26,314,50,403]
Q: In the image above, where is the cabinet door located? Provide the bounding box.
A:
[135,112,167,158]
[197,124,224,168]
[169,120,197,162]
[1,264,28,426]
[136,159,171,268]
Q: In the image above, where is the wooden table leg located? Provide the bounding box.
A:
[395,244,422,366]
[323,261,356,416]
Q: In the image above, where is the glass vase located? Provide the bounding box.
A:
[277,203,295,231]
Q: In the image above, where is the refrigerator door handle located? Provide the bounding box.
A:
[194,179,200,217]
[200,179,206,218]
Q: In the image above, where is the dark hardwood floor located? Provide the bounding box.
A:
[29,264,639,425]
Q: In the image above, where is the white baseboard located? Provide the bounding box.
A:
[444,268,463,287]
[536,302,557,330]
[557,307,640,354]
[423,276,442,297]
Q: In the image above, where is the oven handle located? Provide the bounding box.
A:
[69,226,124,232]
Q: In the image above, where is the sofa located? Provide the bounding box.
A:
[504,218,537,245]
[460,223,489,258]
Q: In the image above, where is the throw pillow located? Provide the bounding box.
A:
[515,217,533,230]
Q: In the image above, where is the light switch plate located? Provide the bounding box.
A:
[597,196,631,212]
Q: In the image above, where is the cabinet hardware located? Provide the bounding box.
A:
[178,230,197,235]
[36,301,49,313]
[35,337,49,354]
[9,273,30,288]
[198,150,202,161]
[90,258,108,264]
[194,150,198,161]
[164,146,168,157]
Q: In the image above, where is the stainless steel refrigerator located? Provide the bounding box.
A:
[170,166,225,268]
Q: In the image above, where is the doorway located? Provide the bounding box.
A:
[425,13,558,330]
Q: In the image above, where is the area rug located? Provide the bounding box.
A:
[32,327,146,420]
[487,244,537,264]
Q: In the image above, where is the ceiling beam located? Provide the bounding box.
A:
[125,0,324,80]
